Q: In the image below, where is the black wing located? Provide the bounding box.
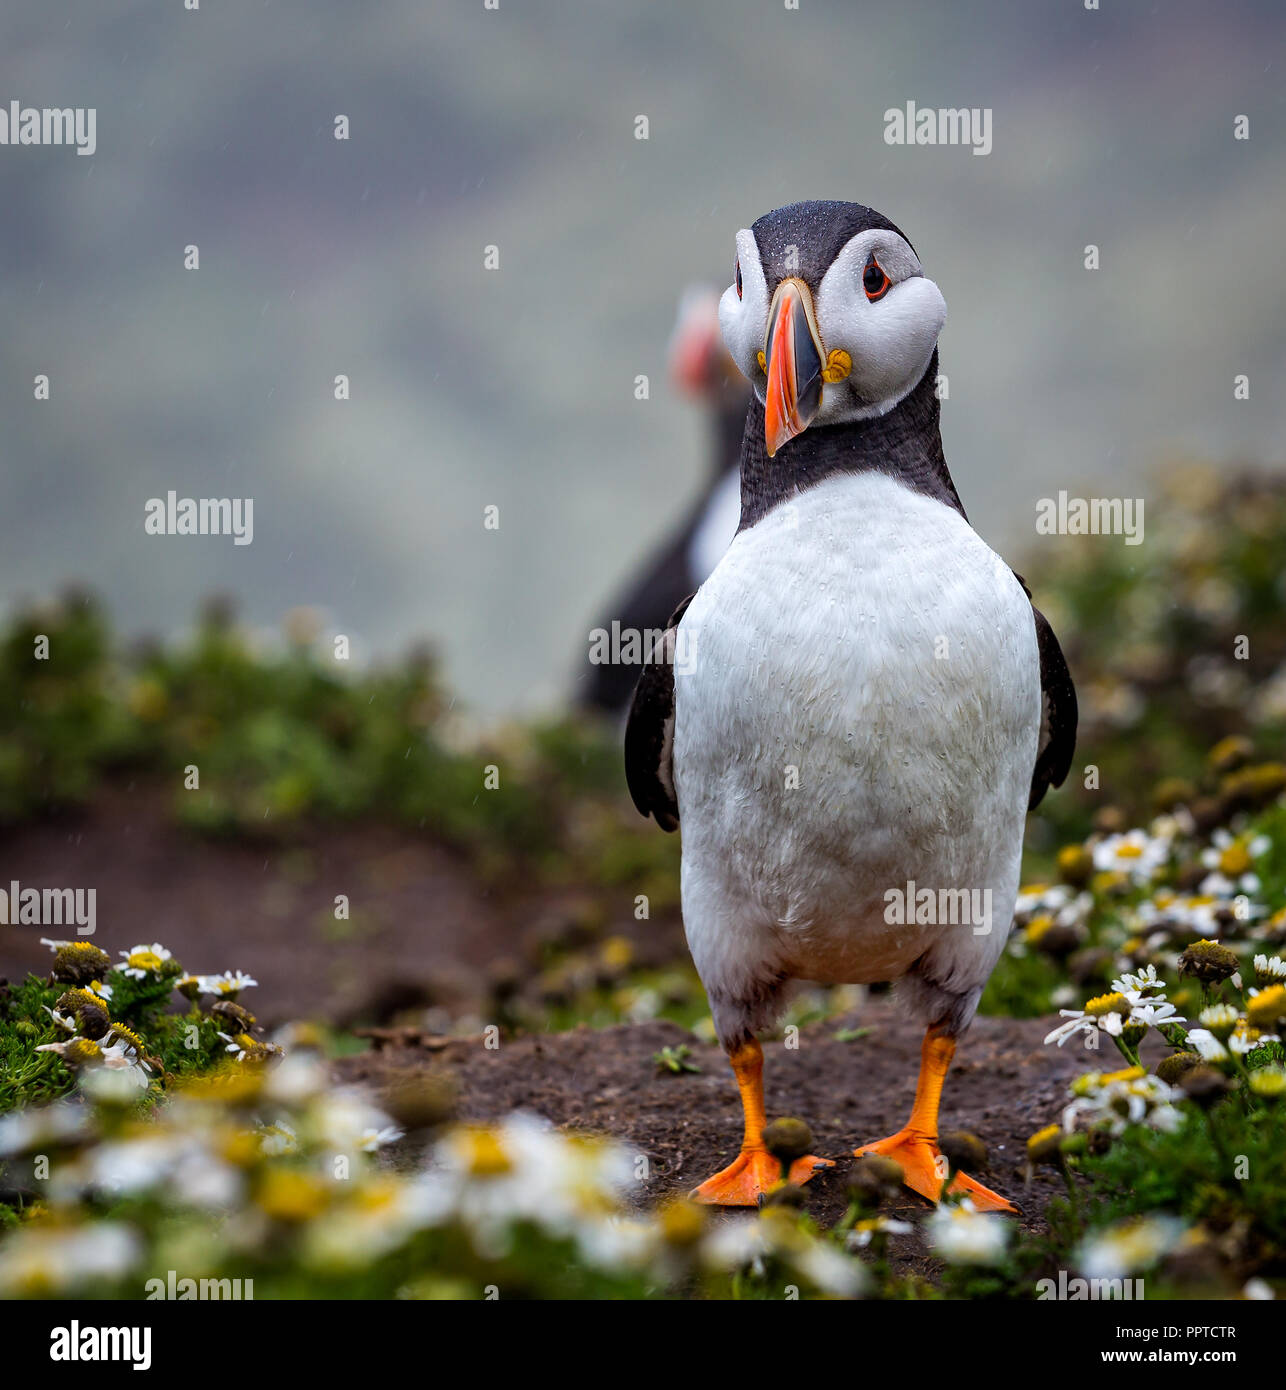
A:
[1012,570,1078,810]
[623,594,695,832]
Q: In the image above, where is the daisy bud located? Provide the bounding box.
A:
[1056,845,1094,888]
[1121,1022,1149,1049]
[658,1197,706,1248]
[847,1154,905,1205]
[54,989,109,1041]
[1180,1065,1235,1110]
[940,1130,988,1174]
[762,1118,813,1164]
[209,1001,257,1032]
[383,1073,456,1133]
[1189,797,1226,835]
[1247,1066,1286,1101]
[1151,778,1196,813]
[1221,762,1286,814]
[1208,735,1253,775]
[1155,1052,1201,1086]
[1177,940,1240,985]
[1026,1124,1064,1167]
[51,943,111,986]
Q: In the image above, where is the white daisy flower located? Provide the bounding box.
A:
[0,1223,141,1296]
[1254,954,1286,984]
[199,970,258,998]
[1198,1004,1240,1038]
[1062,1070,1184,1137]
[791,1239,870,1297]
[1077,1215,1187,1280]
[1015,883,1073,919]
[1092,830,1171,883]
[1128,1000,1186,1031]
[1150,808,1196,840]
[926,1200,1012,1268]
[1045,990,1146,1047]
[0,1101,89,1156]
[259,1122,299,1157]
[1185,1028,1230,1065]
[118,943,173,979]
[1229,1027,1280,1056]
[315,1090,403,1155]
[358,1126,405,1153]
[34,1033,152,1092]
[1111,963,1166,997]
[846,1216,914,1249]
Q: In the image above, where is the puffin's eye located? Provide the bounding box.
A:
[735,256,743,300]
[863,254,891,302]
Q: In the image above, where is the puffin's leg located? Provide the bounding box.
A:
[690,1038,833,1206]
[854,1027,1015,1213]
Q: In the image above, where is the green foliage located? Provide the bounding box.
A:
[652,1044,700,1075]
[0,595,659,892]
[0,593,145,821]
[0,943,249,1115]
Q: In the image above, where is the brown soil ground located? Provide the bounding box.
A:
[4,783,1090,1256]
[336,1004,1092,1264]
[0,781,682,1026]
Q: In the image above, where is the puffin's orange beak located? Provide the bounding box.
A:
[762,277,824,458]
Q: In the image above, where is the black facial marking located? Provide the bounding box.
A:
[736,350,966,531]
[750,200,914,293]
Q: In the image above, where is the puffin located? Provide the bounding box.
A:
[624,201,1076,1210]
[578,286,750,715]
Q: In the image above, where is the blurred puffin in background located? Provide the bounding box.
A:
[576,286,750,716]
[625,201,1076,1209]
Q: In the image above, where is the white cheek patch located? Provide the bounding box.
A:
[815,230,946,419]
[717,228,769,388]
[830,278,946,408]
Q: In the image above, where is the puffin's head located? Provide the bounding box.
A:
[668,284,744,404]
[718,201,946,456]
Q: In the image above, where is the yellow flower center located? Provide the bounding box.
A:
[129,951,163,972]
[1025,914,1055,944]
[459,1128,512,1178]
[256,1170,329,1222]
[1219,844,1253,876]
[353,1179,401,1214]
[1247,985,1286,1028]
[107,1025,145,1057]
[1084,992,1127,1018]
[659,1198,705,1246]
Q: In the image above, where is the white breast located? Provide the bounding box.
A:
[673,471,1040,1013]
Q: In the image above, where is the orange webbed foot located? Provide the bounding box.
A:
[690,1147,834,1207]
[854,1129,1015,1214]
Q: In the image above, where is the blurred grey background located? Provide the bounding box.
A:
[2,0,1284,711]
